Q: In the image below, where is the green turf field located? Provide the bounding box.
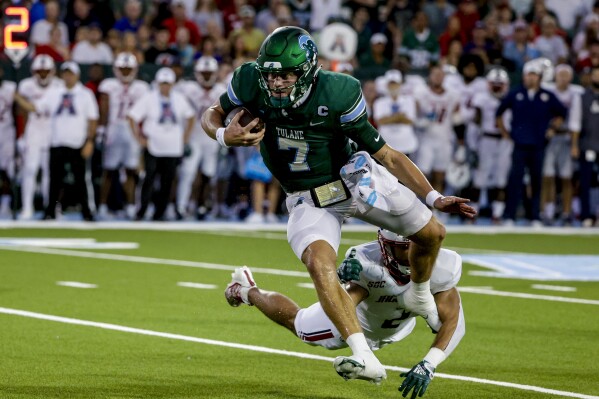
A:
[1,226,598,399]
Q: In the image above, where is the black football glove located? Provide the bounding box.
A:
[398,360,435,399]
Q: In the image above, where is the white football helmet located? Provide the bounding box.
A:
[377,229,411,281]
[31,54,55,86]
[486,68,509,98]
[524,57,554,82]
[194,56,219,87]
[113,52,138,83]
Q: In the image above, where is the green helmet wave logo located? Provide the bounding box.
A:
[256,27,320,108]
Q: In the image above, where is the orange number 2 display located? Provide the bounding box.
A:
[4,7,30,50]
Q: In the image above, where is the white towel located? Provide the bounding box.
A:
[340,151,401,214]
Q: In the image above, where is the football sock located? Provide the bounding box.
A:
[346,333,373,358]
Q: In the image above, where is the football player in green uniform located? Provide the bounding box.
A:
[202,26,475,384]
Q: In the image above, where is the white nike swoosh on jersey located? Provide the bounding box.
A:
[310,121,324,126]
[374,134,381,142]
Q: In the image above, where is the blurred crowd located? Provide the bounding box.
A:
[0,0,598,226]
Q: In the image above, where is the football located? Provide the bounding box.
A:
[224,107,265,133]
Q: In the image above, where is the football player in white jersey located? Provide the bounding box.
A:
[470,68,513,223]
[17,55,63,219]
[415,65,462,193]
[174,56,225,219]
[540,64,583,225]
[97,53,150,220]
[455,54,487,152]
[225,229,464,395]
[0,68,17,217]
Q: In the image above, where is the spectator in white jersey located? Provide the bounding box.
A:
[470,68,513,223]
[127,67,195,221]
[17,55,64,220]
[225,230,464,397]
[15,62,99,221]
[174,56,226,220]
[97,52,150,220]
[373,70,418,159]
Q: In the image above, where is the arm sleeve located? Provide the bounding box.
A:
[219,62,261,114]
[339,78,386,154]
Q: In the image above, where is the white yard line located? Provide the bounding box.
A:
[531,284,577,292]
[177,282,218,289]
[458,287,599,305]
[297,283,315,289]
[56,281,97,289]
[3,244,598,306]
[0,306,597,399]
[0,245,311,278]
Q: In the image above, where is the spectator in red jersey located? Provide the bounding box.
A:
[576,40,599,72]
[35,25,71,62]
[439,15,467,56]
[162,0,202,47]
[453,0,480,41]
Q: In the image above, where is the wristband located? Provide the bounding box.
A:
[426,190,443,207]
[423,347,446,368]
[96,126,106,135]
[216,127,229,148]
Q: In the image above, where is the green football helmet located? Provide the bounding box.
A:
[256,26,320,108]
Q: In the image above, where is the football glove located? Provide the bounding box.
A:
[336,249,362,283]
[398,360,435,399]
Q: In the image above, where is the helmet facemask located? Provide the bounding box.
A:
[31,55,55,86]
[194,56,219,88]
[377,230,411,283]
[113,52,138,83]
[256,27,320,108]
[486,68,509,99]
[35,69,54,86]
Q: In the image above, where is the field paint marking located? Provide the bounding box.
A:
[4,245,599,306]
[56,281,97,289]
[531,284,577,292]
[0,307,597,399]
[0,245,311,278]
[177,282,218,289]
[297,282,315,289]
[0,237,139,249]
[458,287,599,305]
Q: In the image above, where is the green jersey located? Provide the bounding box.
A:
[220,62,386,193]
